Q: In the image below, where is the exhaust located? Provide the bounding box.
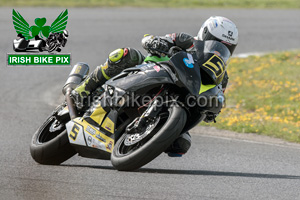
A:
[62,62,90,95]
[62,62,90,119]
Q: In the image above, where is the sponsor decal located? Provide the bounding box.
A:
[214,19,218,28]
[96,133,106,143]
[69,124,80,141]
[202,55,225,78]
[222,33,235,41]
[153,65,160,72]
[92,144,100,149]
[102,117,115,133]
[87,136,92,145]
[183,53,194,68]
[214,51,221,57]
[171,33,176,41]
[106,141,113,151]
[9,9,71,66]
[86,125,96,135]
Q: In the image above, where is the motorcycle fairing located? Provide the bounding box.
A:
[199,82,216,94]
[193,40,231,85]
[106,62,174,94]
[100,109,118,135]
[107,52,202,97]
[66,119,86,146]
[66,118,113,160]
[68,117,114,150]
[88,104,108,127]
[13,38,29,50]
[66,101,117,159]
[144,55,170,63]
[168,51,202,96]
[57,105,69,116]
[84,98,123,141]
[182,83,224,132]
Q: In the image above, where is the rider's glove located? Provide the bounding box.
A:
[141,34,154,50]
[142,35,169,56]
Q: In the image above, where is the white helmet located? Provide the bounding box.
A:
[63,29,69,38]
[197,16,238,55]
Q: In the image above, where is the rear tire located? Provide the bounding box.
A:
[30,114,76,165]
[111,104,187,171]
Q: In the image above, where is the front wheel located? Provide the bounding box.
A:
[111,104,187,171]
[30,108,76,165]
[47,42,57,53]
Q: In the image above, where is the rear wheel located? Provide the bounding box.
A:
[111,104,187,171]
[30,108,76,165]
[38,40,46,52]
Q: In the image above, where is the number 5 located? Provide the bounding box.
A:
[69,124,79,141]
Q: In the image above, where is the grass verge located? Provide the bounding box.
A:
[202,51,300,143]
[1,0,300,9]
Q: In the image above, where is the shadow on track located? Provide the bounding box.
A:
[137,168,300,180]
[61,164,115,170]
[61,164,300,180]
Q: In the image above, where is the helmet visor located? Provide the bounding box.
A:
[202,27,237,55]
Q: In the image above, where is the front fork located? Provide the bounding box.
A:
[126,98,162,134]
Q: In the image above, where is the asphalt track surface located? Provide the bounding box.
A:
[0,8,300,200]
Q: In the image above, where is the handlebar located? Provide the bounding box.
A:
[148,46,183,58]
[167,46,183,57]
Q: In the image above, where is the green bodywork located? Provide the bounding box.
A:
[144,55,170,63]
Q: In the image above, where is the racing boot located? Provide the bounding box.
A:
[72,48,145,109]
[71,68,107,110]
[165,132,191,157]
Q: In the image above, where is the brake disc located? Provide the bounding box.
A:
[124,116,160,146]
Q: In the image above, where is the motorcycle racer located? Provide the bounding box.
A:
[46,30,69,52]
[71,16,239,157]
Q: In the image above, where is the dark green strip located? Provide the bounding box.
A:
[7,54,71,65]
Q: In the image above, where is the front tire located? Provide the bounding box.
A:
[47,42,57,53]
[30,113,76,165]
[111,104,187,171]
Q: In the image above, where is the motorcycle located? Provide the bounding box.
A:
[30,40,228,171]
[46,33,67,53]
[13,35,46,52]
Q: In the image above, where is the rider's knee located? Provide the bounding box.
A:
[94,47,145,81]
[107,47,144,73]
